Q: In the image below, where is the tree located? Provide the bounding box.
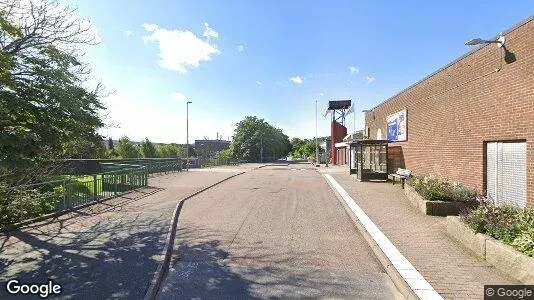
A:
[140,138,157,158]
[231,116,291,162]
[108,137,114,150]
[115,136,140,159]
[155,143,184,158]
[216,148,233,160]
[290,138,320,159]
[62,136,107,159]
[0,0,105,172]
[354,130,364,140]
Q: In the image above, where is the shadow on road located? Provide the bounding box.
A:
[0,187,170,300]
[160,225,396,299]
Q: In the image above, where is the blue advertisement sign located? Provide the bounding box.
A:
[386,109,407,142]
[387,120,398,141]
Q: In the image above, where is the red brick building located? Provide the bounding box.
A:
[364,16,534,208]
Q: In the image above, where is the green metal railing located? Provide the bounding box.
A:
[99,158,182,175]
[0,166,149,229]
[197,158,247,168]
[0,157,246,229]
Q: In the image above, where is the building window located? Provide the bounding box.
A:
[486,141,527,207]
[377,128,382,140]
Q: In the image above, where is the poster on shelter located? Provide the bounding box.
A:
[386,109,407,142]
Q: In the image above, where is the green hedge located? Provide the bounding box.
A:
[462,202,534,257]
[408,176,477,202]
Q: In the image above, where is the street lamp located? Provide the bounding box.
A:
[465,34,505,47]
[315,99,319,166]
[186,101,192,171]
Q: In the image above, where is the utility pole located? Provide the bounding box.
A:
[353,101,356,135]
[315,99,319,166]
[260,136,263,163]
[186,101,192,171]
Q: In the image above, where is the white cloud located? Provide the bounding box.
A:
[256,80,262,86]
[203,22,219,41]
[170,92,188,102]
[142,23,159,32]
[318,92,324,96]
[124,30,133,38]
[236,44,245,52]
[365,76,376,85]
[348,66,359,74]
[290,76,303,84]
[142,23,220,73]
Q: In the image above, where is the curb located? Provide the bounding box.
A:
[323,174,443,300]
[446,216,534,284]
[143,171,246,300]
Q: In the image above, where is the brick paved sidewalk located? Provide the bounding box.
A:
[0,170,241,300]
[330,173,519,300]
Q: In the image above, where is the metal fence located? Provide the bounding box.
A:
[0,166,149,229]
[100,158,182,175]
[197,158,247,167]
[0,157,243,229]
[0,158,185,229]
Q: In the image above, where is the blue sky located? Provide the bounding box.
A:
[66,0,532,143]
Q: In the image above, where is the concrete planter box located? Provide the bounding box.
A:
[486,238,534,284]
[404,184,472,216]
[446,216,486,259]
[446,216,534,284]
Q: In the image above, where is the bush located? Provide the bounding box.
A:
[462,201,534,257]
[409,175,477,202]
[511,230,534,257]
[0,184,62,228]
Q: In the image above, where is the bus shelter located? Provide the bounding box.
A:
[349,140,388,181]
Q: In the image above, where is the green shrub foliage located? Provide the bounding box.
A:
[462,201,534,257]
[409,175,477,202]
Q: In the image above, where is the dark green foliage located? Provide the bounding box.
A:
[1,0,106,172]
[115,136,140,158]
[140,138,157,158]
[216,148,233,160]
[155,143,185,158]
[0,183,62,228]
[290,137,326,159]
[409,176,477,202]
[231,116,291,162]
[462,202,534,256]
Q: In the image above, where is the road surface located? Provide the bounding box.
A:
[159,162,401,299]
[0,171,245,299]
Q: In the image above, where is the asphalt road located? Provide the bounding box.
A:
[159,162,401,299]
[0,171,243,300]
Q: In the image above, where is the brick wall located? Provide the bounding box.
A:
[331,121,347,165]
[365,17,534,207]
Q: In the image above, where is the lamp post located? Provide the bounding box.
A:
[315,99,319,166]
[465,34,505,47]
[186,101,192,171]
